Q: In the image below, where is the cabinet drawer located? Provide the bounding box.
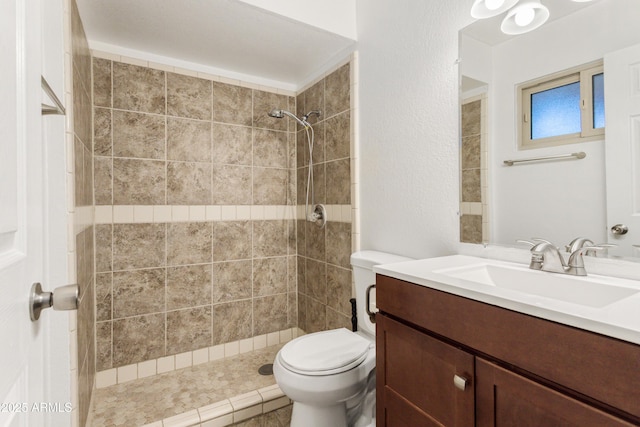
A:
[376,274,640,422]
[476,358,636,427]
[377,315,474,427]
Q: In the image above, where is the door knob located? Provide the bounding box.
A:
[29,282,78,321]
[610,224,629,235]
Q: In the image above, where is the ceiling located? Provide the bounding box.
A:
[463,0,603,46]
[75,0,356,90]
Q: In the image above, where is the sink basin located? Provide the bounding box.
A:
[433,263,639,308]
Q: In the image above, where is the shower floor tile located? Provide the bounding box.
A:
[89,344,283,426]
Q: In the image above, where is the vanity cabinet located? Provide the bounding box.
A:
[375,274,640,427]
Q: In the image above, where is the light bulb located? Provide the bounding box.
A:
[514,7,535,26]
[484,0,505,10]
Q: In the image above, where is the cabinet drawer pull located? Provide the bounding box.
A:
[454,374,468,391]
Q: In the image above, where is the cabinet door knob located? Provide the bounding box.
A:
[454,374,468,391]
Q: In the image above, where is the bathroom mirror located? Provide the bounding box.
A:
[459,0,640,258]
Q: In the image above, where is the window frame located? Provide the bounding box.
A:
[518,60,604,150]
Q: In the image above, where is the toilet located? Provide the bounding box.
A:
[273,251,412,427]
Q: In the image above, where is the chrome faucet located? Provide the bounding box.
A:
[565,237,616,257]
[518,238,604,276]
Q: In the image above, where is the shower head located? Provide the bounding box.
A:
[301,110,322,122]
[268,109,285,119]
[267,108,308,127]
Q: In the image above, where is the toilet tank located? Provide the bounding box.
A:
[350,251,414,337]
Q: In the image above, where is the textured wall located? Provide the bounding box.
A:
[356,0,472,258]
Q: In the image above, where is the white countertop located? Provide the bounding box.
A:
[373,255,640,346]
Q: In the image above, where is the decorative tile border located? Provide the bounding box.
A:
[141,385,291,427]
[95,328,303,388]
[94,204,353,224]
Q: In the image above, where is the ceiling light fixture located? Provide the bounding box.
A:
[471,0,520,19]
[500,0,550,34]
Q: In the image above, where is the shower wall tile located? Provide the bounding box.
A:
[167,72,212,120]
[213,82,253,126]
[166,161,212,205]
[253,294,288,336]
[112,268,165,318]
[112,314,166,366]
[95,272,112,322]
[462,134,481,170]
[95,224,113,273]
[212,165,252,205]
[94,156,113,205]
[166,306,212,354]
[253,220,288,258]
[212,300,252,345]
[253,257,288,297]
[212,123,252,165]
[212,260,252,303]
[326,159,351,205]
[112,223,166,271]
[325,111,350,161]
[296,60,354,334]
[213,221,252,261]
[253,168,288,205]
[167,118,211,162]
[113,62,165,114]
[253,129,288,168]
[113,158,166,205]
[96,322,112,371]
[93,57,112,108]
[324,63,350,118]
[167,264,212,310]
[167,222,212,266]
[112,110,165,160]
[94,107,112,156]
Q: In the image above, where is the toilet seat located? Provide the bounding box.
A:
[279,328,373,376]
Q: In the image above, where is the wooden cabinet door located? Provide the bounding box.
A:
[476,358,636,427]
[377,315,475,427]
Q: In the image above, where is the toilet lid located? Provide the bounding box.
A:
[279,328,372,376]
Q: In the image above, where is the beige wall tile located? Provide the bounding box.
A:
[213,82,252,126]
[325,111,350,161]
[253,90,290,131]
[113,314,165,366]
[305,259,327,304]
[113,62,165,114]
[326,221,351,268]
[112,223,166,270]
[113,158,166,205]
[461,99,481,137]
[461,169,481,203]
[167,72,212,120]
[212,123,252,165]
[94,107,112,156]
[212,165,252,205]
[252,220,288,258]
[167,117,211,162]
[94,156,113,205]
[167,161,212,205]
[95,272,112,322]
[212,260,252,303]
[113,110,165,159]
[325,63,350,118]
[253,168,288,205]
[253,257,287,297]
[167,307,212,354]
[212,221,252,261]
[113,268,166,318]
[327,265,352,316]
[253,294,287,335]
[167,264,212,310]
[167,222,212,266]
[92,57,112,108]
[253,129,288,168]
[212,300,252,345]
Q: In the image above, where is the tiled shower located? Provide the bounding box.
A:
[84,43,356,416]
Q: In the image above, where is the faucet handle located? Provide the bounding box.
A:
[585,243,617,256]
[532,237,554,245]
[565,237,595,253]
[516,239,536,247]
[568,245,606,268]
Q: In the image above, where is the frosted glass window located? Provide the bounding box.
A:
[519,61,604,149]
[531,82,581,140]
[593,72,605,129]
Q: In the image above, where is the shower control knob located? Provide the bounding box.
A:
[610,224,629,235]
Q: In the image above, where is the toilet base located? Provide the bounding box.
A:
[290,402,348,427]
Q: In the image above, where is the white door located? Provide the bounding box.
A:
[605,43,640,258]
[1,0,70,426]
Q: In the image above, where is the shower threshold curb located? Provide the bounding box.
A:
[141,384,291,427]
